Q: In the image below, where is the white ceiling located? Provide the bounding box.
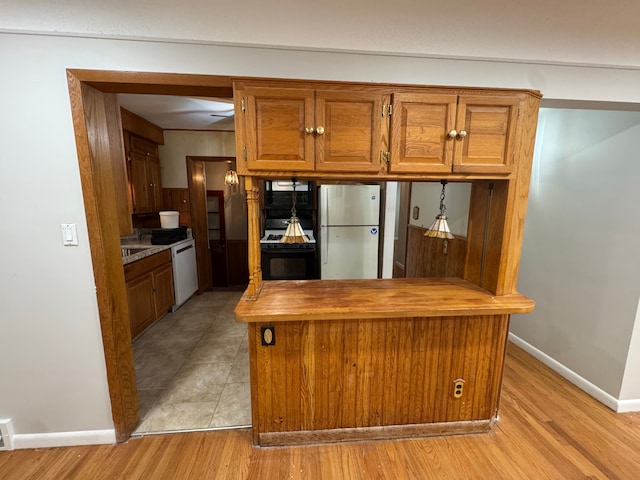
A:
[117,94,235,131]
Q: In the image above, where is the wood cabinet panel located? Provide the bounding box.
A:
[315,90,385,172]
[250,314,510,445]
[125,132,163,214]
[124,250,174,339]
[244,86,315,171]
[452,95,520,174]
[390,93,457,173]
[153,263,175,316]
[125,274,155,338]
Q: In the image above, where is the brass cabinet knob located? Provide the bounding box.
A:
[316,126,325,135]
[458,130,468,138]
[305,126,315,134]
[447,130,457,138]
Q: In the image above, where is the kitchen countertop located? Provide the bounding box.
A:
[120,238,192,265]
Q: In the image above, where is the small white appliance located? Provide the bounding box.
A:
[319,184,381,279]
[170,238,198,310]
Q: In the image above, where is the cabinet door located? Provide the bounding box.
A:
[126,273,155,338]
[389,93,457,173]
[452,95,520,174]
[129,152,152,213]
[244,86,315,171]
[147,156,163,211]
[153,263,175,317]
[315,90,385,173]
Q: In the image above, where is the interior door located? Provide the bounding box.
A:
[207,190,228,287]
[187,158,212,292]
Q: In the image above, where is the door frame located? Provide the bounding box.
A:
[66,69,234,441]
[187,156,237,293]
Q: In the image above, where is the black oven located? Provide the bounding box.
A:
[261,246,318,280]
[260,216,318,280]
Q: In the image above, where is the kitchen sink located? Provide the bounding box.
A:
[121,246,154,257]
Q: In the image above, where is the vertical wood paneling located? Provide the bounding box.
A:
[285,322,302,432]
[253,315,511,439]
[368,320,386,426]
[381,319,400,426]
[300,321,315,430]
[409,319,428,422]
[341,321,358,428]
[327,321,345,428]
[355,321,373,427]
[395,319,415,425]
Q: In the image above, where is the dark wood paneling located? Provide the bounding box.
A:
[250,314,510,444]
[403,224,466,278]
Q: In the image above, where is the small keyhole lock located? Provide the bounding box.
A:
[453,378,465,399]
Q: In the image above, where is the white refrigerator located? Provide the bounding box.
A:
[319,184,381,279]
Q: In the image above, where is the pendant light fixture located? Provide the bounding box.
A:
[424,180,455,240]
[281,177,309,243]
[224,161,239,186]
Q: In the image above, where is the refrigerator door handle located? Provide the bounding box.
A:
[322,187,329,226]
[321,225,328,264]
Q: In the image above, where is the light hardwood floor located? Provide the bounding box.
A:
[1,343,639,479]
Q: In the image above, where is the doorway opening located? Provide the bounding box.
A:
[67,69,251,441]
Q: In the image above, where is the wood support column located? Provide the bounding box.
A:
[245,176,262,297]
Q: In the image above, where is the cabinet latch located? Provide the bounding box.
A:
[380,150,390,165]
[241,97,246,113]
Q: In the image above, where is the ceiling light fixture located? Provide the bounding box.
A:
[281,177,309,243]
[424,180,455,240]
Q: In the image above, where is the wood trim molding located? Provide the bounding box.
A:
[258,419,494,447]
[120,108,164,145]
[66,71,139,442]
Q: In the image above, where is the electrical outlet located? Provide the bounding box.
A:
[0,419,15,451]
[453,379,465,399]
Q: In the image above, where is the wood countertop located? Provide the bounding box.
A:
[234,277,534,322]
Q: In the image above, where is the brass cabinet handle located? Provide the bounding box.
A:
[447,130,457,138]
[316,126,325,135]
[305,126,315,134]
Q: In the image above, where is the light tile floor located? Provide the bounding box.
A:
[132,290,250,434]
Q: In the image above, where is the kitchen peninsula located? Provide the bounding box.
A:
[233,78,541,446]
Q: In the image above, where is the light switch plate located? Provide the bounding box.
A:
[61,223,79,246]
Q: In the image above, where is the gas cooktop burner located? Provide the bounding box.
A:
[266,234,283,241]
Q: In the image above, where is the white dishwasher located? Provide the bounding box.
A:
[170,238,198,311]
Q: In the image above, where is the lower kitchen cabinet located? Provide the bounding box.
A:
[124,250,174,339]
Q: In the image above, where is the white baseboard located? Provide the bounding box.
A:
[508,333,640,413]
[11,429,116,450]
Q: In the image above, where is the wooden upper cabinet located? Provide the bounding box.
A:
[389,92,457,174]
[315,90,385,173]
[452,95,520,174]
[236,79,537,178]
[126,133,163,214]
[240,83,386,173]
[244,86,315,172]
[390,93,521,175]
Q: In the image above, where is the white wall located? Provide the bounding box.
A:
[2,23,640,446]
[410,183,471,236]
[3,1,640,69]
[159,131,236,188]
[512,108,640,399]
